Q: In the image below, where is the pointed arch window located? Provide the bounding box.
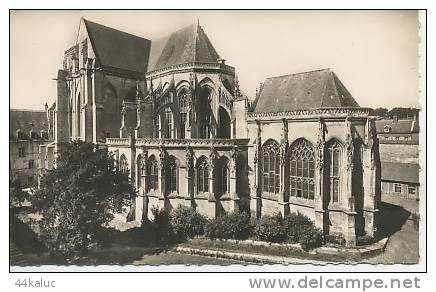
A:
[197,157,209,193]
[215,157,229,195]
[154,115,161,139]
[165,156,178,194]
[290,139,315,200]
[148,157,159,192]
[119,154,128,174]
[179,89,189,139]
[262,140,280,194]
[165,108,174,138]
[326,140,342,204]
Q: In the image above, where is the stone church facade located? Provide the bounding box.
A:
[41,18,381,245]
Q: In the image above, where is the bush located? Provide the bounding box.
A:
[325,234,346,246]
[151,206,174,244]
[283,212,315,243]
[253,213,286,243]
[299,226,324,251]
[204,211,253,240]
[170,205,208,241]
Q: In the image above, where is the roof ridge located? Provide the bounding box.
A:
[83,18,149,41]
[265,68,332,81]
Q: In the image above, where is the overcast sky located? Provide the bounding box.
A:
[10,10,420,110]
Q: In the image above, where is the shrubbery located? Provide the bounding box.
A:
[170,205,208,241]
[148,205,324,250]
[253,214,286,243]
[204,211,253,240]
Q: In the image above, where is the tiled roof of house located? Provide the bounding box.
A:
[381,162,420,184]
[147,23,221,72]
[251,68,360,113]
[10,109,48,141]
[83,19,151,74]
[375,118,419,134]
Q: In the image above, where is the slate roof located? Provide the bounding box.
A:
[375,119,419,134]
[252,68,360,113]
[10,109,48,141]
[381,162,420,184]
[83,19,151,74]
[148,23,221,72]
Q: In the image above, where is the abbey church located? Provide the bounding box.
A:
[40,18,381,246]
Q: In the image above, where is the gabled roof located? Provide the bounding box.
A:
[252,68,360,113]
[381,162,420,184]
[10,109,48,141]
[148,23,221,72]
[375,118,419,134]
[83,19,151,74]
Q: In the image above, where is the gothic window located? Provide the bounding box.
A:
[179,90,189,139]
[326,140,342,203]
[154,115,161,138]
[137,155,145,189]
[164,108,173,139]
[76,94,81,139]
[119,154,128,174]
[165,156,178,194]
[262,140,280,194]
[197,157,209,193]
[290,139,315,200]
[148,156,159,192]
[198,87,212,139]
[215,157,229,195]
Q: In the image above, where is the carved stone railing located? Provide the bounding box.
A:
[146,62,235,78]
[135,138,250,148]
[106,138,130,146]
[247,107,374,121]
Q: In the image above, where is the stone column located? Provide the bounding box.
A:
[158,146,166,210]
[362,118,380,237]
[314,118,327,233]
[183,146,193,207]
[229,146,239,212]
[250,120,262,218]
[344,118,356,246]
[278,119,289,216]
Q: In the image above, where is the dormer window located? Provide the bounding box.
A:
[384,125,392,133]
[30,131,39,140]
[17,130,26,140]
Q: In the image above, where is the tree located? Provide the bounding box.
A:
[373,107,388,118]
[31,141,136,259]
[10,176,29,208]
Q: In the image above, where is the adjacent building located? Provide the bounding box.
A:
[10,109,50,188]
[40,18,382,245]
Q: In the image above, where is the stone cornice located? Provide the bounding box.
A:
[247,107,373,121]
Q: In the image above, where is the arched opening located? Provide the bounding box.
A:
[198,87,212,138]
[196,156,209,194]
[147,155,159,193]
[179,88,189,139]
[164,108,174,139]
[289,138,315,200]
[137,155,145,190]
[165,156,178,194]
[76,94,81,139]
[324,139,342,204]
[119,154,129,175]
[214,157,229,196]
[262,139,280,194]
[217,107,231,138]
